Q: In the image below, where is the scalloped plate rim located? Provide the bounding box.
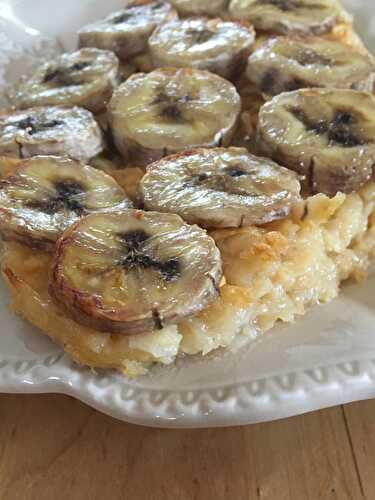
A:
[1,354,375,427]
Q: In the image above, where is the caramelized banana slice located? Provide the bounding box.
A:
[0,156,131,250]
[108,67,241,165]
[11,49,119,113]
[78,0,177,61]
[169,0,227,17]
[0,107,103,161]
[149,18,255,79]
[140,147,300,227]
[228,0,349,36]
[50,210,222,334]
[257,89,375,196]
[246,37,375,96]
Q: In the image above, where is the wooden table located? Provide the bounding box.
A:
[0,395,374,500]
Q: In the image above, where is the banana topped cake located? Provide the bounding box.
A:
[1,0,375,377]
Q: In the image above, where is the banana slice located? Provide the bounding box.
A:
[78,0,177,61]
[108,67,241,165]
[50,210,222,334]
[0,156,131,251]
[246,37,375,96]
[0,106,103,161]
[169,0,227,17]
[140,147,300,228]
[148,18,255,79]
[11,49,119,113]
[228,0,349,36]
[257,89,375,196]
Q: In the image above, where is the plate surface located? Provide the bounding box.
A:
[1,0,375,428]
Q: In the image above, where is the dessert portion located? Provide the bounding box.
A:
[0,107,103,161]
[10,49,120,113]
[107,67,241,165]
[3,181,375,376]
[0,0,374,378]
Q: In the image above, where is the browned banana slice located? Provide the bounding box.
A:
[140,147,300,227]
[11,49,119,113]
[78,0,177,61]
[0,107,103,161]
[0,156,131,250]
[246,37,375,96]
[50,210,222,334]
[108,67,241,166]
[257,89,375,196]
[149,18,255,79]
[228,0,350,36]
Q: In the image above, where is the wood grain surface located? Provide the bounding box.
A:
[0,395,373,500]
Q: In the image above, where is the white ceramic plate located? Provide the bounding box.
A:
[1,0,375,428]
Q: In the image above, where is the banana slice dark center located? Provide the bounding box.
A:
[186,28,215,44]
[261,69,308,94]
[8,116,64,136]
[289,107,365,147]
[225,166,248,177]
[112,2,164,24]
[188,166,251,195]
[294,48,332,66]
[258,47,333,94]
[117,229,180,282]
[153,92,191,121]
[26,180,86,215]
[112,12,132,24]
[43,61,92,86]
[150,1,164,10]
[256,0,323,11]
